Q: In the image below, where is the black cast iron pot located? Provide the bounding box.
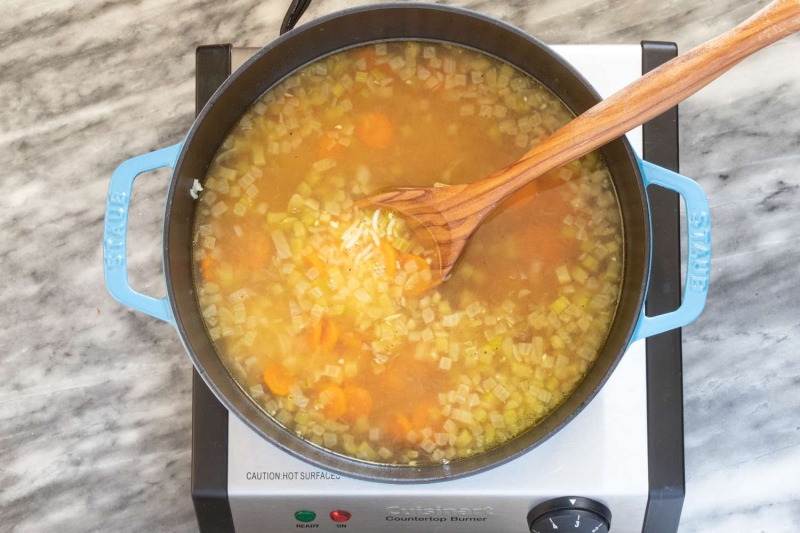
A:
[103,3,711,483]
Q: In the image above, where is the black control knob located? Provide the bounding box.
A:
[528,497,611,533]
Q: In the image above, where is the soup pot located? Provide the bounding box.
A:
[103,3,711,483]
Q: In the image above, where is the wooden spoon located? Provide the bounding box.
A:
[367,0,800,280]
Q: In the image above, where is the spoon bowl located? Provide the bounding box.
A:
[367,182,482,280]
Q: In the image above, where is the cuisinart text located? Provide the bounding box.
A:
[385,506,494,522]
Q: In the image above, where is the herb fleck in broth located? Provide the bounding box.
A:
[192,42,623,465]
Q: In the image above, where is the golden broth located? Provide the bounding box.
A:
[192,41,623,465]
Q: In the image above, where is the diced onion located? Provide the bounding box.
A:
[451,409,474,425]
[271,230,292,259]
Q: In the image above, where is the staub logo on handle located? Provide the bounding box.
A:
[688,210,711,292]
[104,191,128,270]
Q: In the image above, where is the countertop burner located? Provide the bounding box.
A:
[191,42,684,533]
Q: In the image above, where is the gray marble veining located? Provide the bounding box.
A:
[0,0,798,532]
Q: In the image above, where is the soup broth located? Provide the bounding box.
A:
[192,41,623,465]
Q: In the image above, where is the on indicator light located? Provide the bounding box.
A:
[330,510,352,523]
[295,510,316,522]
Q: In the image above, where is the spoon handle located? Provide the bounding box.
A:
[469,0,800,206]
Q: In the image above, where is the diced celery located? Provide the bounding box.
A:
[570,266,589,284]
[392,236,411,253]
[455,429,472,448]
[555,265,571,284]
[550,335,565,350]
[549,296,570,314]
[581,254,600,271]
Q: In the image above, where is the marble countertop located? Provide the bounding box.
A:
[1,0,798,531]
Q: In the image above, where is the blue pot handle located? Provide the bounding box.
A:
[103,143,184,324]
[633,159,711,341]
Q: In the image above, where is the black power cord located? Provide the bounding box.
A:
[280,0,315,34]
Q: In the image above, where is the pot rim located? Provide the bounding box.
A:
[164,2,649,483]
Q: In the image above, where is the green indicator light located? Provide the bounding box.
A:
[295,510,316,523]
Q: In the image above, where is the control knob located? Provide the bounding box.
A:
[527,497,611,533]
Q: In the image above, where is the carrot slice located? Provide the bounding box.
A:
[378,240,397,277]
[263,364,293,396]
[399,254,432,296]
[356,112,394,148]
[319,385,347,419]
[254,237,271,264]
[399,253,429,273]
[309,318,340,352]
[308,320,323,351]
[319,319,339,351]
[199,256,216,278]
[344,387,374,420]
[388,412,413,440]
[303,252,327,276]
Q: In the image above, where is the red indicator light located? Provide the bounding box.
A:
[330,510,352,523]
